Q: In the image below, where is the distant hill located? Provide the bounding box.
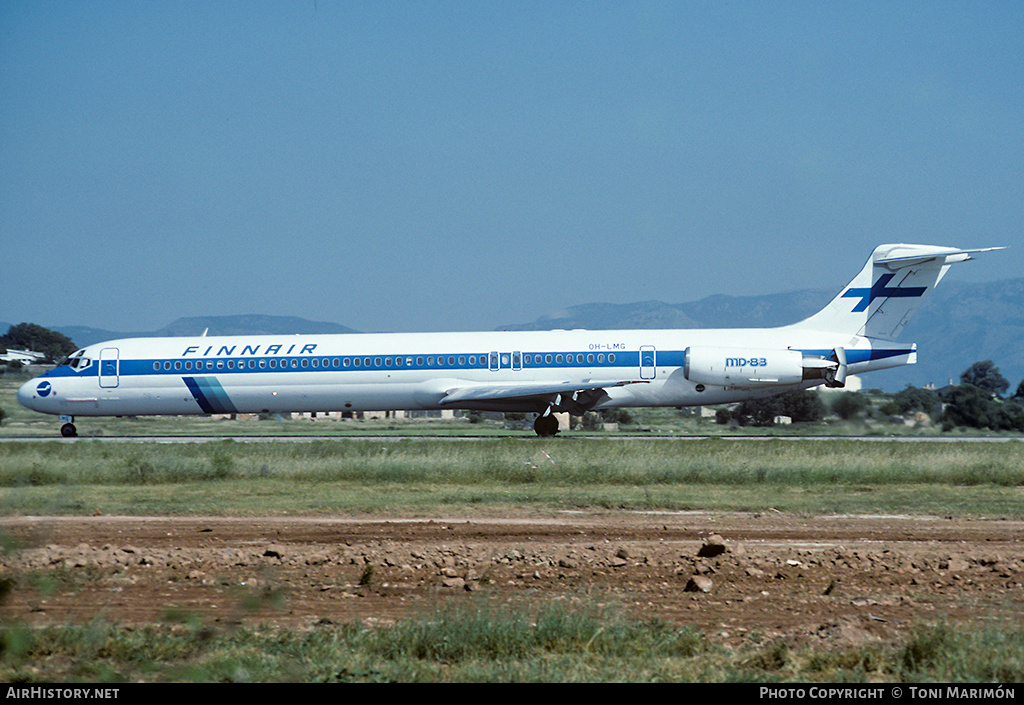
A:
[895,278,1024,391]
[9,278,1023,392]
[48,315,360,348]
[156,315,360,338]
[498,290,834,332]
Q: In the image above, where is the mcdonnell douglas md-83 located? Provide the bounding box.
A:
[18,244,1002,437]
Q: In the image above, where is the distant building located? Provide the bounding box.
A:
[1,349,46,366]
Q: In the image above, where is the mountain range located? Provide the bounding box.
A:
[6,278,1022,392]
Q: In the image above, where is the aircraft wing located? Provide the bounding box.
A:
[439,378,649,414]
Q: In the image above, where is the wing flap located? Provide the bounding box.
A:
[439,378,648,406]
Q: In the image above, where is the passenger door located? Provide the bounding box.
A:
[99,347,119,388]
[640,345,656,380]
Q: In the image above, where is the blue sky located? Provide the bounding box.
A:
[3,1,1021,334]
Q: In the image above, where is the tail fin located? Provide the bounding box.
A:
[793,244,1004,340]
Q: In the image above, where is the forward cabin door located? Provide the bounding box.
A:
[99,347,120,388]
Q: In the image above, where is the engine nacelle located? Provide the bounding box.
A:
[684,346,805,388]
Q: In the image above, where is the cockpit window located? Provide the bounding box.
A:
[58,351,87,368]
[61,351,91,370]
[59,350,84,367]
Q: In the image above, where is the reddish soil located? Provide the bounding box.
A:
[3,511,1022,648]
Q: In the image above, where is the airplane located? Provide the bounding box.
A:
[17,243,1003,438]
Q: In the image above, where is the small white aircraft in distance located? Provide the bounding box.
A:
[18,243,1003,437]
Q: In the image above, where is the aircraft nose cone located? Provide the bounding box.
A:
[17,378,45,410]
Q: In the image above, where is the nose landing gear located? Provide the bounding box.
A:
[59,416,78,437]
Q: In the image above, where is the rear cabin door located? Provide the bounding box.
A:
[640,345,656,380]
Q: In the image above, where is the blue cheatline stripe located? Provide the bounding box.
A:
[183,377,238,414]
[124,350,644,376]
[67,347,915,382]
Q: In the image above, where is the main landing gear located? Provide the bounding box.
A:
[533,412,559,437]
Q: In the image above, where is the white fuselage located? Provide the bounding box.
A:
[17,326,911,419]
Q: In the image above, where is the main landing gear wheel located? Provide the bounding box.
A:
[60,423,78,438]
[533,414,559,437]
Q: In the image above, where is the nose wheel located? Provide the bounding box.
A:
[60,423,78,437]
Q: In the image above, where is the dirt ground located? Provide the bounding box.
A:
[2,511,1022,648]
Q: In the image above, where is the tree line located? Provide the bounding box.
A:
[937,360,1024,431]
[0,323,78,365]
[716,360,1024,433]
